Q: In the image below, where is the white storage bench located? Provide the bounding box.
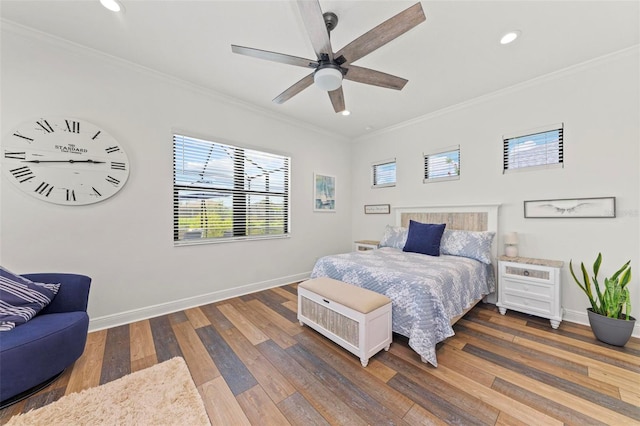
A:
[298,277,392,367]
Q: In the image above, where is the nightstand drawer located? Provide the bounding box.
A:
[502,278,552,298]
[502,293,552,315]
[503,265,552,283]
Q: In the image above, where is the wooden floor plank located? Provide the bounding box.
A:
[65,329,107,395]
[218,326,295,404]
[277,392,330,426]
[256,339,368,426]
[270,286,297,303]
[282,300,297,313]
[198,376,251,426]
[245,299,302,337]
[196,325,258,396]
[236,385,292,426]
[149,314,184,363]
[217,303,269,345]
[286,338,410,425]
[99,324,130,385]
[227,297,298,349]
[129,320,157,372]
[172,321,221,386]
[185,306,211,329]
[402,403,449,426]
[295,329,413,419]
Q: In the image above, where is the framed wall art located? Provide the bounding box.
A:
[364,204,391,214]
[524,197,616,218]
[314,173,336,212]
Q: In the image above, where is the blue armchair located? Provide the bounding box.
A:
[0,273,91,407]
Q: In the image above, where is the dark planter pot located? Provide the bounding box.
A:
[587,308,636,347]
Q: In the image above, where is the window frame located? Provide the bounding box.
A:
[423,145,460,184]
[173,133,291,246]
[371,158,396,188]
[503,123,564,173]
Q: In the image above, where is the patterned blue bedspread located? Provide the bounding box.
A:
[310,247,495,366]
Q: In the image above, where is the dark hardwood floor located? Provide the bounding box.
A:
[2,283,639,425]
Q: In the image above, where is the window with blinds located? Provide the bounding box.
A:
[423,146,460,183]
[173,134,290,244]
[372,159,396,188]
[503,124,563,172]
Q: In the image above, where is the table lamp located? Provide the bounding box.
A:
[504,232,519,257]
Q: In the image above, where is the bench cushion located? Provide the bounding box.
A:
[299,277,391,314]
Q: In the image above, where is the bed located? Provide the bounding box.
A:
[310,204,500,366]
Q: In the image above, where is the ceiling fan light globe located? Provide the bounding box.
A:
[314,67,343,91]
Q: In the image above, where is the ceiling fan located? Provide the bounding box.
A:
[231,1,426,114]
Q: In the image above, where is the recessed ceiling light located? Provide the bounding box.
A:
[500,30,521,45]
[341,110,351,116]
[100,0,124,13]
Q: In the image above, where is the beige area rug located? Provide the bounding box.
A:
[8,357,210,426]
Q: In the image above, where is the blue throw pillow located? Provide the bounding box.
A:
[0,267,60,331]
[402,221,446,256]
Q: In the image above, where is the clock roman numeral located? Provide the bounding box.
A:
[111,162,126,170]
[105,175,120,186]
[92,187,102,197]
[105,146,120,154]
[4,151,26,160]
[66,189,76,202]
[13,132,34,142]
[10,166,35,183]
[36,120,54,133]
[35,182,54,197]
[92,131,101,140]
[65,120,80,133]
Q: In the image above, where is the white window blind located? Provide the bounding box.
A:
[503,124,563,172]
[372,159,396,188]
[423,146,460,183]
[173,134,290,244]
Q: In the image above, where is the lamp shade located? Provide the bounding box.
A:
[314,66,343,91]
[504,232,518,245]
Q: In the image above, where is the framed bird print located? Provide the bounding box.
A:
[524,197,616,218]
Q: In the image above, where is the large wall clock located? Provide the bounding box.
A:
[2,117,130,205]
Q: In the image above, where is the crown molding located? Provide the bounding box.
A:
[354,44,640,143]
[0,19,348,142]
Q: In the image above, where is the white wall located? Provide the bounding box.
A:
[0,25,352,329]
[350,49,640,334]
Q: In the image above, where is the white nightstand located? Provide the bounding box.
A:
[497,256,564,329]
[354,240,380,252]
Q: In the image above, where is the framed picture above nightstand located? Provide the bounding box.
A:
[497,256,564,329]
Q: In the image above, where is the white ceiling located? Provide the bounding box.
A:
[1,1,639,139]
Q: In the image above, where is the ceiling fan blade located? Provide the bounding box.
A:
[273,73,315,104]
[297,0,334,61]
[335,2,425,66]
[328,87,345,113]
[231,45,318,69]
[344,65,408,90]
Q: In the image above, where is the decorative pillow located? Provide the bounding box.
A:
[440,230,496,264]
[402,221,446,257]
[0,267,60,331]
[379,225,408,249]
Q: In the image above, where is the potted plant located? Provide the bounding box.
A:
[569,253,635,346]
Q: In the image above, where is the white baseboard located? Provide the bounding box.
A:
[563,308,640,338]
[88,272,311,332]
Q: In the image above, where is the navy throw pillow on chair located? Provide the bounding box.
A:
[403,220,446,256]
